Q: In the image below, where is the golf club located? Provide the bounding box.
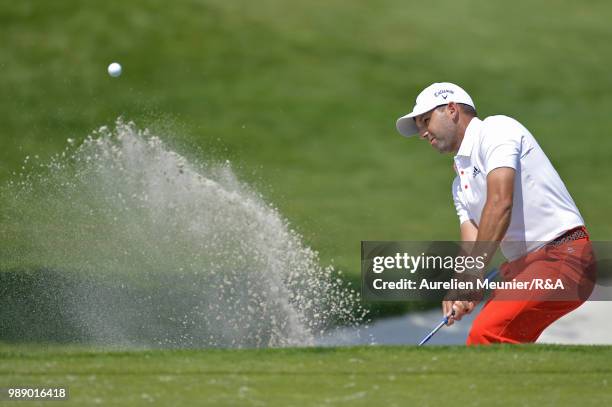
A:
[418,268,500,346]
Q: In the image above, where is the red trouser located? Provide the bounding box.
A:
[467,227,596,345]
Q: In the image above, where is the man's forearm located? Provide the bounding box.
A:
[472,201,512,274]
[476,200,512,242]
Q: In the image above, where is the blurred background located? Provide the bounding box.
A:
[1,0,611,329]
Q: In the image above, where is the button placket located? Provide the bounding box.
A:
[455,159,469,190]
[456,159,474,203]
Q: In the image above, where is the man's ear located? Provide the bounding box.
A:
[448,102,460,122]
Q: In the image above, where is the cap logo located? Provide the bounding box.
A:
[434,89,454,99]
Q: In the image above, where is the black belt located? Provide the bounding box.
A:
[549,227,588,247]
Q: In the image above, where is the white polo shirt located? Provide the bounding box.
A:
[452,116,584,260]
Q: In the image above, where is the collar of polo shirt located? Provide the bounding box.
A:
[455,117,482,157]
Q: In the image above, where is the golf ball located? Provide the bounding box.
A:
[107,62,122,77]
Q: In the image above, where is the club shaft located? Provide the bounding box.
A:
[418,317,449,346]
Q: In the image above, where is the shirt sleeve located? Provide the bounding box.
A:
[479,117,523,173]
[452,176,470,225]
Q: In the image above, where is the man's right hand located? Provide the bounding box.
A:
[442,300,477,326]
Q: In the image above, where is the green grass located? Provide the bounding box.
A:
[2,0,612,280]
[1,344,611,406]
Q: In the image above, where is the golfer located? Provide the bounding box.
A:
[396,82,595,345]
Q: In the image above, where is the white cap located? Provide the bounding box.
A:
[396,82,475,137]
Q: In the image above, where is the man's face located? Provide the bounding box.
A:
[414,104,458,153]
